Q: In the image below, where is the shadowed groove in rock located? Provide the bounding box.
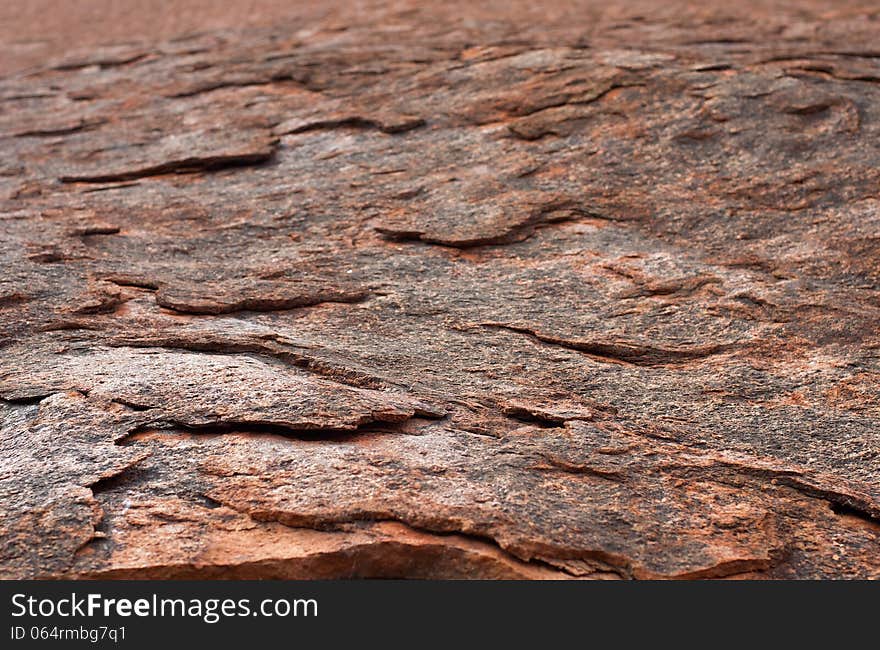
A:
[59,149,278,183]
[479,323,736,366]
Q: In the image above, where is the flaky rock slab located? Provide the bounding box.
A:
[1,0,879,579]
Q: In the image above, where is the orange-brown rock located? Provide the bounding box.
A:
[1,0,879,579]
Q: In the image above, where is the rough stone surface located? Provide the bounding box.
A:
[2,0,880,579]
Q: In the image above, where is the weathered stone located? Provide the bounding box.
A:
[1,0,879,579]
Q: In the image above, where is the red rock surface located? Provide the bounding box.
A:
[1,0,879,579]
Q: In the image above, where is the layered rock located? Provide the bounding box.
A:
[1,0,879,579]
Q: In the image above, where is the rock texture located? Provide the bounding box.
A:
[2,0,880,579]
